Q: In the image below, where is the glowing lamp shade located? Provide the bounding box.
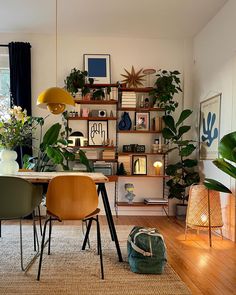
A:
[37,87,75,114]
[153,161,163,175]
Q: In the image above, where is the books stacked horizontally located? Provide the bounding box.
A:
[84,150,99,160]
[102,149,116,160]
[144,198,168,204]
[121,91,137,108]
[93,161,116,176]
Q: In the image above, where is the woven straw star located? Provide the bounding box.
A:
[121,66,146,88]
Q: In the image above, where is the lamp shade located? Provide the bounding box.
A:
[37,87,75,114]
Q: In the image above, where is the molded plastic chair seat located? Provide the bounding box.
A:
[37,175,104,280]
[0,176,43,271]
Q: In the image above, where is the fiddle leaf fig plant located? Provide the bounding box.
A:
[163,109,200,203]
[150,69,182,114]
[204,131,236,194]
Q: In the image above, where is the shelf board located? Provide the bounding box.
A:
[120,87,153,92]
[68,117,117,121]
[118,175,168,178]
[118,152,166,156]
[74,100,117,105]
[118,130,161,134]
[86,159,117,162]
[116,202,168,207]
[71,145,116,149]
[85,83,118,88]
[118,107,164,111]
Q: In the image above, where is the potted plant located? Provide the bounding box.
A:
[204,131,236,193]
[64,68,94,98]
[162,109,200,219]
[150,69,182,114]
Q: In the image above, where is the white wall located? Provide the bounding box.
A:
[193,0,236,240]
[0,32,193,216]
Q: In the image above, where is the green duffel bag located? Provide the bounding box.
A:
[127,226,167,274]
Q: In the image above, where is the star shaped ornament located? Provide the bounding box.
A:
[121,66,146,88]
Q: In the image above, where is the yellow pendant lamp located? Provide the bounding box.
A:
[37,0,74,114]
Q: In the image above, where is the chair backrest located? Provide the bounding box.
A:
[46,176,99,220]
[186,184,223,227]
[0,176,42,219]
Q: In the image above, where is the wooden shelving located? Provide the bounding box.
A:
[74,100,117,105]
[68,117,117,121]
[71,145,116,149]
[118,130,161,134]
[116,202,168,207]
[118,107,164,111]
[120,87,153,92]
[118,152,166,156]
[85,83,118,88]
[118,175,168,178]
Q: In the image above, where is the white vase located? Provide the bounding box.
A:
[0,149,19,175]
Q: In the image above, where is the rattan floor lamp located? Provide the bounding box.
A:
[185,184,223,247]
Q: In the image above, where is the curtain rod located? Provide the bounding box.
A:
[0,44,9,47]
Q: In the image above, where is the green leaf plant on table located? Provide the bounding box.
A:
[162,109,200,216]
[204,131,236,194]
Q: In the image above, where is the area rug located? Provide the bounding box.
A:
[0,223,191,295]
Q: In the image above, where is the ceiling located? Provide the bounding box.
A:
[0,0,228,39]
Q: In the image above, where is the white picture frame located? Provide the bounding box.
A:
[84,54,111,84]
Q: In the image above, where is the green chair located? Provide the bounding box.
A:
[0,176,43,271]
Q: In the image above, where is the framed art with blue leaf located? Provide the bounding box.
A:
[199,94,221,160]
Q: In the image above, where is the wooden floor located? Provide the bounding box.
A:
[2,216,236,295]
[110,216,236,295]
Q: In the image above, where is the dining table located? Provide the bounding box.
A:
[15,171,123,262]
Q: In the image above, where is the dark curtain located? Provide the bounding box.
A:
[8,42,32,167]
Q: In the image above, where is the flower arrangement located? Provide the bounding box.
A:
[0,105,35,150]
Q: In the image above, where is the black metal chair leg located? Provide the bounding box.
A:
[48,217,52,255]
[37,218,50,281]
[95,215,104,279]
[82,218,93,250]
[38,205,43,236]
[33,211,37,251]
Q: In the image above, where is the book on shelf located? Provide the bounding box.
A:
[109,87,118,100]
[144,198,168,204]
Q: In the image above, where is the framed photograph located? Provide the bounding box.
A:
[88,120,108,146]
[135,112,150,131]
[132,155,147,175]
[84,54,111,84]
[199,94,221,160]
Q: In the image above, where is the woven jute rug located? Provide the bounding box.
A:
[0,223,191,295]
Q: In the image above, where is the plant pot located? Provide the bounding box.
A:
[175,203,187,221]
[0,149,19,175]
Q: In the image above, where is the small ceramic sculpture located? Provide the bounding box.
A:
[124,183,135,204]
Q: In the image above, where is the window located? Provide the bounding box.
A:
[0,46,10,117]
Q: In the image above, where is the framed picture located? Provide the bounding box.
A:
[84,54,111,84]
[88,120,108,146]
[135,112,150,131]
[132,155,147,175]
[199,94,221,160]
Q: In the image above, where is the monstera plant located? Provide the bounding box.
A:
[204,131,236,194]
[162,109,200,218]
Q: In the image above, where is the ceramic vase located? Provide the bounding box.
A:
[0,149,19,175]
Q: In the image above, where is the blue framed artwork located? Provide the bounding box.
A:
[84,54,111,84]
[199,94,221,160]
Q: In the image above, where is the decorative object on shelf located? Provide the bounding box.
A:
[117,162,127,175]
[121,66,146,88]
[132,155,147,175]
[82,108,89,117]
[185,184,223,246]
[0,150,19,175]
[124,183,135,204]
[88,120,108,146]
[68,131,84,147]
[122,144,145,153]
[135,112,150,131]
[144,98,150,108]
[64,68,94,98]
[152,115,163,132]
[153,161,163,175]
[150,69,182,114]
[142,68,156,87]
[162,109,200,218]
[84,54,111,84]
[199,94,221,160]
[118,112,132,130]
[110,110,114,117]
[98,110,107,117]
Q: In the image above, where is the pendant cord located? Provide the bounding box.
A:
[55,0,58,87]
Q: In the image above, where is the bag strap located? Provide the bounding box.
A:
[128,235,152,256]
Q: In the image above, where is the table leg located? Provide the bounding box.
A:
[98,183,123,262]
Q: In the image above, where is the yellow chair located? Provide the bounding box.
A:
[37,175,104,280]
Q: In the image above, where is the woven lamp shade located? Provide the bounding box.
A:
[186,184,223,229]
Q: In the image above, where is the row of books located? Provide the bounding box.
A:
[121,91,137,108]
[102,149,116,160]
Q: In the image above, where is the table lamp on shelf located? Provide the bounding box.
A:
[153,161,163,175]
